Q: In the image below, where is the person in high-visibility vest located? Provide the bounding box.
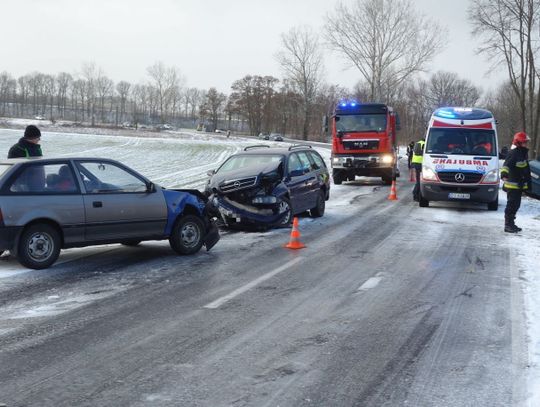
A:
[411,138,425,201]
[7,125,43,158]
[501,131,532,233]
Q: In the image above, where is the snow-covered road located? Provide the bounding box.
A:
[0,127,539,406]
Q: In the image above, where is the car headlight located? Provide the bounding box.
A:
[252,196,277,204]
[422,166,438,181]
[381,154,393,164]
[481,169,499,183]
[332,157,345,164]
[531,172,539,179]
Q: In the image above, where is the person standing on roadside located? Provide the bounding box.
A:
[406,140,415,168]
[500,131,532,233]
[7,125,43,158]
[411,137,425,201]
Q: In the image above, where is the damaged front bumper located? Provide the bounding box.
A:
[209,195,287,227]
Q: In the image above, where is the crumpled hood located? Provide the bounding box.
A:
[208,161,282,192]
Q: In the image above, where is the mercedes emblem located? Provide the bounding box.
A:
[454,173,465,182]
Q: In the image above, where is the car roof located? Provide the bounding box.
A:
[236,146,314,156]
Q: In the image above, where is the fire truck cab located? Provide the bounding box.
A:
[330,102,399,185]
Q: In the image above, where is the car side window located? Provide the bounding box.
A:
[8,163,77,194]
[309,152,326,170]
[288,154,303,176]
[296,152,313,172]
[76,161,146,193]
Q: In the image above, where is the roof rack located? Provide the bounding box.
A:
[243,145,271,151]
[288,144,313,151]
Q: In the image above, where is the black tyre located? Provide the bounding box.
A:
[277,197,293,227]
[169,215,205,255]
[487,197,499,211]
[333,171,343,185]
[121,240,142,247]
[419,195,429,207]
[17,224,61,269]
[310,190,326,218]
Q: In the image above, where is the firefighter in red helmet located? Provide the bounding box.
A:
[500,132,532,233]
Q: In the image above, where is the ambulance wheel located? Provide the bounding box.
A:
[487,197,499,211]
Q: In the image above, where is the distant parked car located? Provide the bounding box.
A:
[0,157,219,269]
[258,132,270,140]
[34,115,45,120]
[156,124,173,131]
[205,145,330,229]
[270,133,284,141]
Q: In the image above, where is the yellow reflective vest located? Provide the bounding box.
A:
[411,140,425,165]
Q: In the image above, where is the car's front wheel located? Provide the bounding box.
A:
[310,190,325,217]
[169,215,205,255]
[277,198,293,227]
[17,224,61,269]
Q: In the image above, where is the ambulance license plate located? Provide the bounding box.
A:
[448,193,470,200]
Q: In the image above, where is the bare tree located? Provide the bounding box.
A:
[276,26,325,140]
[201,87,226,131]
[325,0,444,101]
[469,0,540,154]
[96,74,114,122]
[146,61,183,123]
[427,71,481,107]
[56,72,72,119]
[116,81,131,123]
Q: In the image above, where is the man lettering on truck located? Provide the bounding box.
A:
[411,137,425,201]
[501,132,532,233]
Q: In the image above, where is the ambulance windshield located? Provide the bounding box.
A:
[426,128,496,156]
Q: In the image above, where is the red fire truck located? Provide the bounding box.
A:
[329,102,400,185]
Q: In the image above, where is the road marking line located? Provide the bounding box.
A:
[203,257,304,309]
[357,276,382,291]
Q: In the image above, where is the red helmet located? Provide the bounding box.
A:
[513,131,530,145]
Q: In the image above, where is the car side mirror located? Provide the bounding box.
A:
[207,169,216,176]
[289,169,304,177]
[146,182,156,193]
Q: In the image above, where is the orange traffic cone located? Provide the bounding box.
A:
[409,168,416,182]
[388,180,398,200]
[284,217,306,250]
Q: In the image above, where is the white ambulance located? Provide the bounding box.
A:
[419,107,500,210]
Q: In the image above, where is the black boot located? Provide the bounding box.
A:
[514,225,522,232]
[504,224,519,233]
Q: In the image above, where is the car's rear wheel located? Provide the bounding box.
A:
[17,224,61,269]
[169,215,205,255]
[310,190,325,217]
[277,198,293,227]
[121,240,141,247]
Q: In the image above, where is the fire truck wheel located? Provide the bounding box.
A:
[333,172,343,185]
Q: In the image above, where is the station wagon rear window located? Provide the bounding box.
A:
[0,164,12,177]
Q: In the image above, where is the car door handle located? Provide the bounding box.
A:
[93,201,103,208]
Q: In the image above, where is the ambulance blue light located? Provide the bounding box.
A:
[436,110,456,119]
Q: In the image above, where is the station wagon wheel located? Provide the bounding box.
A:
[17,224,61,270]
[169,215,205,255]
[277,198,293,227]
[310,190,325,218]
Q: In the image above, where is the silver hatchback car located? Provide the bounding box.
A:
[0,157,219,269]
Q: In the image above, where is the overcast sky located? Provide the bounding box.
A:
[1,0,507,94]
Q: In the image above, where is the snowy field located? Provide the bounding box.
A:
[1,125,540,404]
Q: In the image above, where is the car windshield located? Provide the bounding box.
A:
[0,164,12,177]
[218,154,284,173]
[336,114,387,132]
[426,128,497,156]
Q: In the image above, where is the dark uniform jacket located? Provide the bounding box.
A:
[7,138,43,158]
[501,146,531,191]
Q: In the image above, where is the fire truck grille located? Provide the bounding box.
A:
[342,140,379,150]
[219,176,258,193]
[437,172,483,183]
